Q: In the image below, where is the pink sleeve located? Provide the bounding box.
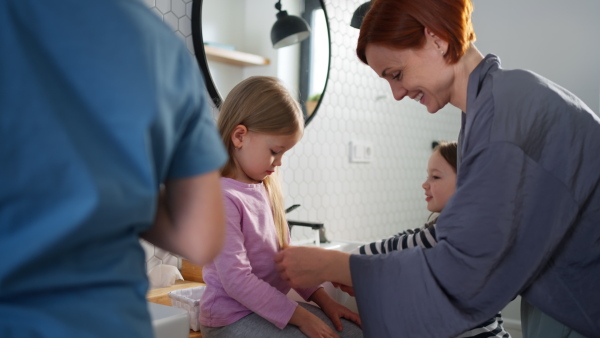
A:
[214,198,297,329]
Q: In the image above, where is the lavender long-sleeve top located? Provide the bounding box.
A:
[199,178,320,329]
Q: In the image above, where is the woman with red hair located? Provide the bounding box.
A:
[276,0,600,337]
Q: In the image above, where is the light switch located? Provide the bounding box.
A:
[349,140,373,163]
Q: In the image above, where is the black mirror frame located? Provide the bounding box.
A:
[190,0,331,127]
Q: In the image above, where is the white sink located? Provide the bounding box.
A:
[291,239,364,254]
[317,240,363,253]
[148,302,189,338]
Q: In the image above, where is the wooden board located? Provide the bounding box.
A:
[204,45,270,66]
[180,259,204,283]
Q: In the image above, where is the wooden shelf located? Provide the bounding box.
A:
[204,45,270,66]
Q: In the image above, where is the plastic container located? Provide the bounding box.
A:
[168,286,206,332]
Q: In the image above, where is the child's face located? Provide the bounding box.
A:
[233,130,301,184]
[422,150,456,213]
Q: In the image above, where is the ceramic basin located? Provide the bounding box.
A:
[148,302,189,338]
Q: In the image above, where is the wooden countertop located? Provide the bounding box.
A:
[147,279,205,338]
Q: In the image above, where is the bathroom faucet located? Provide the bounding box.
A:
[286,204,329,245]
[287,219,324,232]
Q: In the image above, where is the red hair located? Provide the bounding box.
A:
[356,0,476,65]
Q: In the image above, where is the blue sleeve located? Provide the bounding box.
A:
[156,40,227,180]
[167,85,227,179]
[350,142,579,337]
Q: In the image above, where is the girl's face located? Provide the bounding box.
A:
[231,128,301,184]
[364,31,455,114]
[422,150,456,213]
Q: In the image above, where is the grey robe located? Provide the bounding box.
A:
[350,54,600,338]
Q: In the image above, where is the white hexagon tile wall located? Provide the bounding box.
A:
[145,0,461,247]
[281,0,461,243]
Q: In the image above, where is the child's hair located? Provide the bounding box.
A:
[426,140,458,227]
[433,141,458,173]
[217,76,304,249]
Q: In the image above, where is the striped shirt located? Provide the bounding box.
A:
[355,220,511,338]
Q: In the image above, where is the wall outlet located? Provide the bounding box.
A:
[349,140,373,163]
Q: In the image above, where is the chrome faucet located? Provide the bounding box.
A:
[286,204,329,245]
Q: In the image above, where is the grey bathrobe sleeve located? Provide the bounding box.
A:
[350,55,600,338]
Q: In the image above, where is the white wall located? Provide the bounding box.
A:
[471,0,600,115]
[280,0,461,243]
[202,0,249,99]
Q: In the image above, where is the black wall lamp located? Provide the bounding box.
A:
[350,1,371,29]
[271,0,311,49]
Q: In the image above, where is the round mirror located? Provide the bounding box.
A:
[191,0,331,126]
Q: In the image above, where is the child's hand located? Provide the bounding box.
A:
[310,288,361,331]
[331,282,355,297]
[289,305,339,338]
[319,297,362,331]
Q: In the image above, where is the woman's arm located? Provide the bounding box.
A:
[142,171,225,267]
[275,247,352,288]
[350,143,585,336]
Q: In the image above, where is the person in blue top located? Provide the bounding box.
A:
[0,0,228,337]
[274,0,600,337]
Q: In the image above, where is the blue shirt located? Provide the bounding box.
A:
[350,55,600,337]
[0,0,227,337]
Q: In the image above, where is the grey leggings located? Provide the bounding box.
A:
[521,300,586,338]
[199,302,363,338]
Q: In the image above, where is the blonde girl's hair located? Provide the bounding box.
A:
[217,76,304,249]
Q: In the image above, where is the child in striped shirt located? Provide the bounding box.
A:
[353,141,511,338]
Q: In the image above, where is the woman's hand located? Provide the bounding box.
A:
[289,305,339,338]
[274,246,352,288]
[310,288,361,331]
[331,282,355,297]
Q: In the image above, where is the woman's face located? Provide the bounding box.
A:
[364,36,455,114]
[422,150,456,213]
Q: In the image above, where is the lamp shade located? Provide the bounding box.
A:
[350,1,371,29]
[271,10,311,49]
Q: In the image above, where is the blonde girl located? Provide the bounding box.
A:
[198,76,362,338]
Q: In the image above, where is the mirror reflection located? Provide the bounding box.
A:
[193,0,330,125]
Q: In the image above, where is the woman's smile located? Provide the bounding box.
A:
[414,92,424,102]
